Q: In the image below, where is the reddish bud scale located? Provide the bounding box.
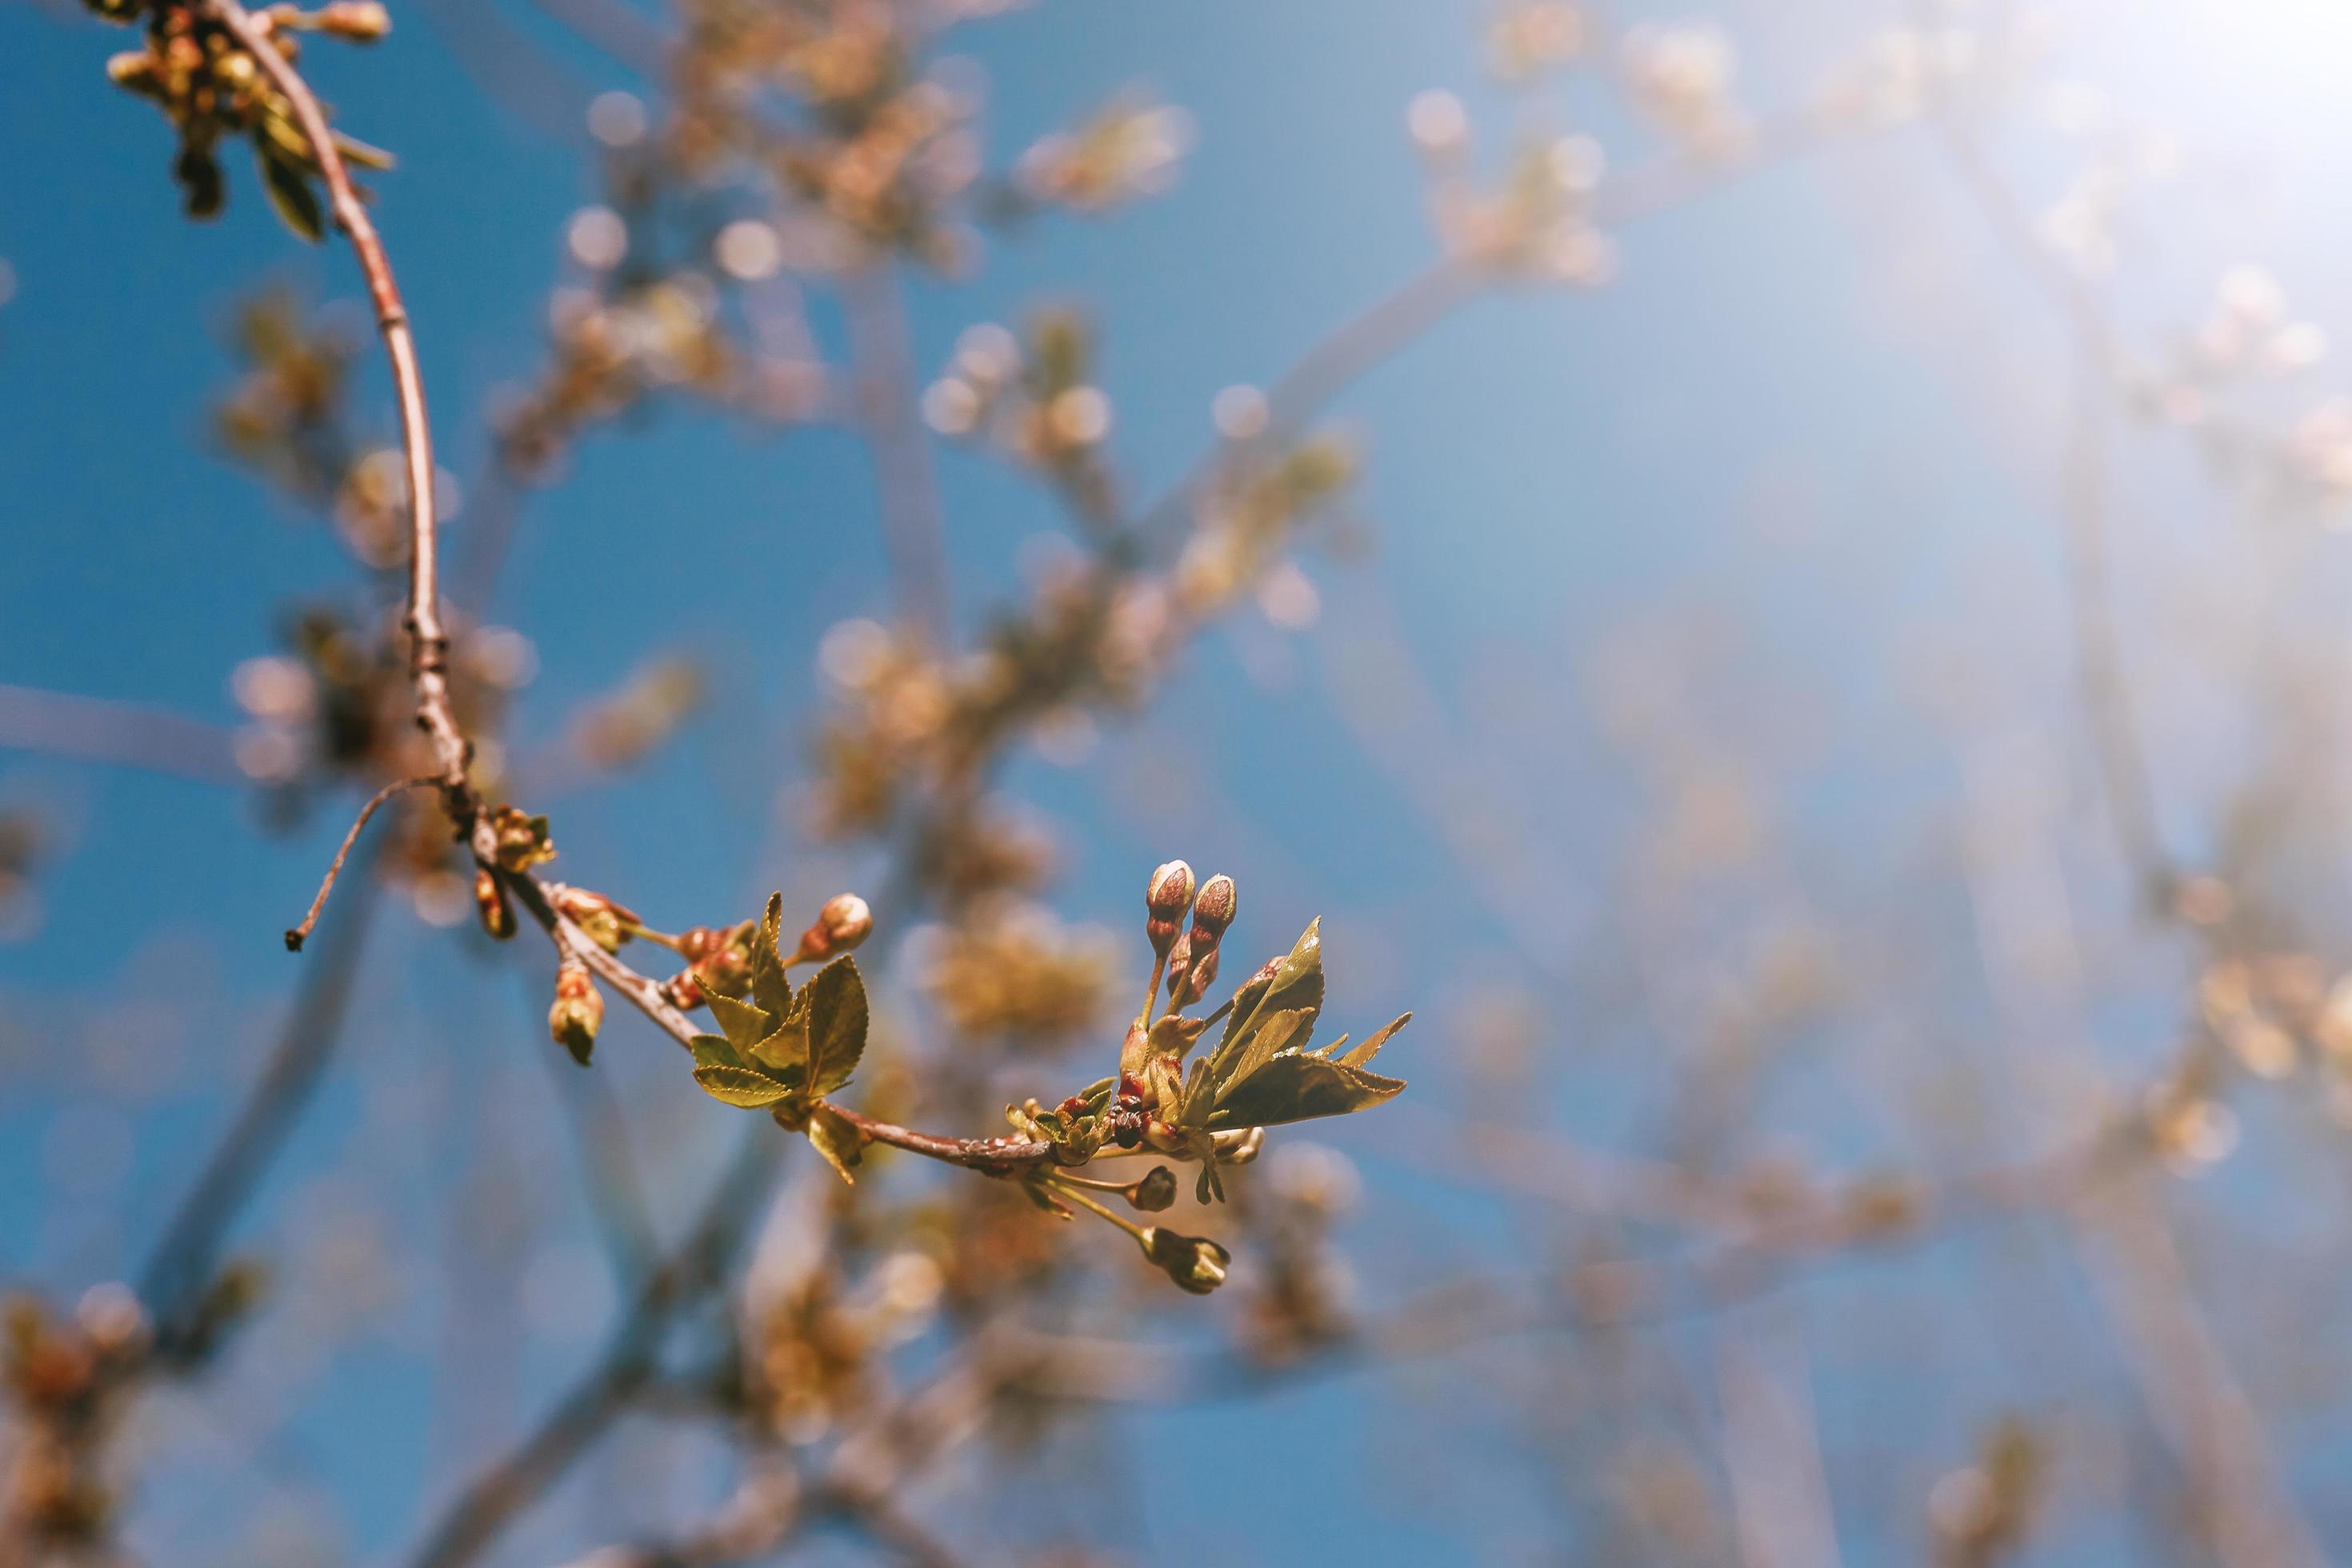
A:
[1175,945,1219,1006]
[664,968,707,1010]
[474,868,515,940]
[1163,932,1193,1001]
[549,959,602,1062]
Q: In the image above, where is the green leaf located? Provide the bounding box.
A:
[1335,1012,1410,1069]
[1147,1013,1210,1061]
[692,1064,796,1109]
[1214,918,1323,1065]
[256,142,325,242]
[1218,1006,1313,1098]
[800,956,868,1097]
[746,1011,809,1078]
[806,1104,866,1186]
[1176,1055,1216,1128]
[1210,1052,1404,1128]
[706,992,773,1055]
[749,892,794,1023]
[690,1033,746,1072]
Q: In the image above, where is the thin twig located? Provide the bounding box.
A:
[284,773,435,950]
[208,0,470,802]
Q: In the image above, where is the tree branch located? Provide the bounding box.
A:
[207,0,470,799]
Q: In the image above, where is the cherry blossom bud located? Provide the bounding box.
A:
[797,893,873,962]
[1145,859,1196,956]
[474,868,515,940]
[549,958,602,1065]
[553,886,637,953]
[1140,1226,1230,1294]
[1174,945,1219,1007]
[1130,1166,1179,1212]
[663,966,707,1010]
[1164,931,1193,1001]
[1187,874,1237,947]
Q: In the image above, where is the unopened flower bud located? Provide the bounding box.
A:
[1130,1166,1179,1212]
[1145,858,1196,956]
[490,806,555,870]
[1174,946,1219,1007]
[549,958,602,1065]
[797,893,873,962]
[1140,1226,1230,1294]
[663,966,707,1010]
[1210,1125,1264,1166]
[696,941,750,1000]
[474,868,515,940]
[553,886,638,953]
[314,1,392,41]
[1163,931,1193,1001]
[1188,874,1237,944]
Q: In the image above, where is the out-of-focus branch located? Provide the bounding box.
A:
[2061,362,2177,905]
[843,262,954,643]
[408,1130,782,1568]
[139,837,386,1348]
[0,682,245,786]
[1130,258,1478,551]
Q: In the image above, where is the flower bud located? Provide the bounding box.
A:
[1145,859,1196,956]
[549,958,602,1065]
[1210,1125,1264,1166]
[1163,931,1192,1001]
[1140,1226,1230,1294]
[1130,1166,1179,1213]
[1174,945,1219,1007]
[662,966,707,1010]
[553,886,637,954]
[314,1,392,42]
[676,926,726,962]
[1187,874,1237,946]
[490,806,556,870]
[474,868,515,940]
[796,893,873,962]
[695,941,750,1000]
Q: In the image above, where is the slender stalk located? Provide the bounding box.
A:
[283,774,435,950]
[208,0,470,799]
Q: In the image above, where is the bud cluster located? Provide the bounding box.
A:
[90,0,394,237]
[1162,870,1237,1010]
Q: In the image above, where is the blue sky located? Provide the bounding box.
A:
[12,0,2352,1562]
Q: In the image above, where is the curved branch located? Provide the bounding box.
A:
[206,0,470,797]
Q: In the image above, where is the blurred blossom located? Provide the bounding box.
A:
[1212,383,1269,439]
[586,90,646,148]
[565,206,629,272]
